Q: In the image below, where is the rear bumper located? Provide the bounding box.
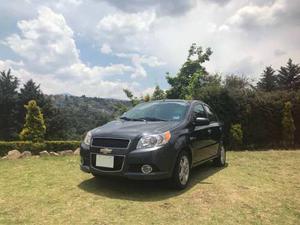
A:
[80,143,176,180]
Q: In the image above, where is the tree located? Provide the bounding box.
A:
[224,75,250,90]
[18,80,44,125]
[20,100,46,142]
[18,79,61,140]
[229,124,243,150]
[257,66,278,91]
[143,93,151,102]
[166,43,212,99]
[281,101,295,147]
[189,72,221,99]
[123,89,140,106]
[151,85,165,100]
[277,59,300,90]
[0,69,19,140]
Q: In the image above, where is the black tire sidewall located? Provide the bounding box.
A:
[171,151,190,189]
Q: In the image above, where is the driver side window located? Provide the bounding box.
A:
[193,104,206,118]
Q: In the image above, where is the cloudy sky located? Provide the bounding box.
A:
[0,0,299,99]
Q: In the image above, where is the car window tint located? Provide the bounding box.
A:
[204,105,217,122]
[193,104,206,118]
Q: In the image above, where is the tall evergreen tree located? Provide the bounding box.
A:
[18,79,63,140]
[151,85,166,100]
[257,66,278,91]
[18,79,44,126]
[20,100,46,142]
[0,69,19,140]
[166,43,212,99]
[277,59,300,90]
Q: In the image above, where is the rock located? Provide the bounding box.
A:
[49,151,59,156]
[40,150,50,157]
[7,150,21,160]
[59,150,74,156]
[20,151,32,158]
[74,148,80,155]
[1,156,8,160]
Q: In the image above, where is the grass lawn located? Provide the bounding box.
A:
[0,151,299,225]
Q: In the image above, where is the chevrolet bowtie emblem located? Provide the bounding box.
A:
[100,148,112,154]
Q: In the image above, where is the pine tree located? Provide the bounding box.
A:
[151,85,165,100]
[281,101,295,147]
[20,100,46,142]
[0,69,19,140]
[278,59,300,90]
[257,66,278,91]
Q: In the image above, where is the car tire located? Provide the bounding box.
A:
[213,144,226,167]
[170,151,190,190]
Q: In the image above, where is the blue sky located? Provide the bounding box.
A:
[0,0,299,99]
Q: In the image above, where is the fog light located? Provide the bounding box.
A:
[141,164,152,174]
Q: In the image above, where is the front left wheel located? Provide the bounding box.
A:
[213,144,226,167]
[170,151,190,190]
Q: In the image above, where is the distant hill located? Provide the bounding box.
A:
[46,94,131,140]
[49,94,130,115]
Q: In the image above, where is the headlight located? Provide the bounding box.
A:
[137,131,171,149]
[83,131,92,146]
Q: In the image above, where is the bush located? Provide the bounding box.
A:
[0,141,80,156]
[230,124,243,150]
[282,101,296,148]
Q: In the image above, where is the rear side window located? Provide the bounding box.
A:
[193,104,206,118]
[204,105,218,122]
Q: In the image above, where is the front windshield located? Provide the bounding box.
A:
[121,101,189,121]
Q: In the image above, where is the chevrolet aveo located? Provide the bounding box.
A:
[80,100,226,189]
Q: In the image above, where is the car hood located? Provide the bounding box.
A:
[91,120,180,139]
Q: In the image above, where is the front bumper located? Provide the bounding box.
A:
[80,143,176,180]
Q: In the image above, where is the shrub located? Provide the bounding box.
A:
[20,100,46,142]
[230,124,243,150]
[0,141,80,156]
[282,101,296,148]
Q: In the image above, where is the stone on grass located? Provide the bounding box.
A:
[20,151,32,158]
[40,150,50,157]
[74,148,80,155]
[49,151,59,156]
[59,150,73,156]
[1,156,8,160]
[7,150,21,160]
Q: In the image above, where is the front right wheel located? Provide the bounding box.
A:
[170,151,190,190]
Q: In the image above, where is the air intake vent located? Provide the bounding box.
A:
[92,138,130,149]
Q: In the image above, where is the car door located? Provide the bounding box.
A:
[189,103,212,164]
[203,104,221,158]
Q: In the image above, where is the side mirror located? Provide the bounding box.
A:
[195,117,209,126]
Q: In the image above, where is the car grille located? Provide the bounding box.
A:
[91,154,124,171]
[92,138,130,149]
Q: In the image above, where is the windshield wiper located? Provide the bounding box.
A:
[120,116,144,121]
[136,117,167,121]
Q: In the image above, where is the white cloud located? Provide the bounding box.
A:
[5,6,80,73]
[97,11,155,35]
[115,52,165,78]
[1,7,141,99]
[100,43,112,54]
[224,0,292,29]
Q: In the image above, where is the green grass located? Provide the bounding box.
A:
[0,151,299,225]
